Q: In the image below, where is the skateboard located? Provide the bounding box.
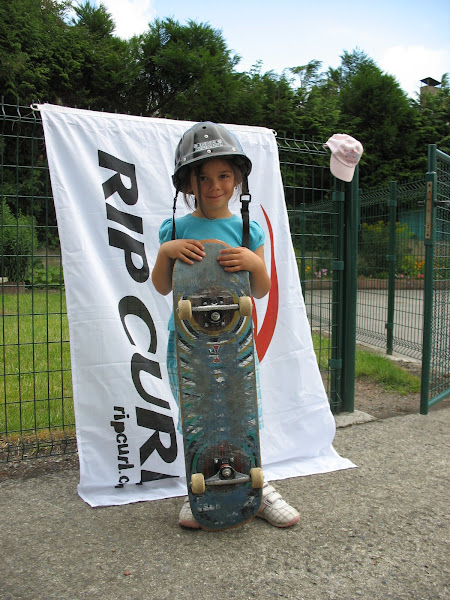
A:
[173,239,264,531]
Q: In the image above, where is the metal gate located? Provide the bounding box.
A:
[357,144,450,414]
[421,145,450,413]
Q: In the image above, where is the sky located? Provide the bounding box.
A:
[87,0,449,98]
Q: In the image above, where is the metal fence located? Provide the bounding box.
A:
[358,180,426,359]
[278,134,359,414]
[357,145,450,414]
[1,101,73,460]
[1,102,360,460]
[277,136,338,409]
[3,99,448,461]
[421,145,450,413]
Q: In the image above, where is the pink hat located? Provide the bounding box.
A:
[324,134,363,182]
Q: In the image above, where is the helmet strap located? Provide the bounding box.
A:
[171,192,178,240]
[240,175,252,248]
[240,174,251,248]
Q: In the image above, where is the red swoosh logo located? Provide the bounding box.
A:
[253,206,279,362]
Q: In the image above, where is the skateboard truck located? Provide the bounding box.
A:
[191,462,264,494]
[194,300,240,328]
[206,457,250,487]
[178,296,253,322]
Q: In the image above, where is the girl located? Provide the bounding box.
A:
[152,122,299,529]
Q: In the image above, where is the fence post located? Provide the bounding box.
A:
[329,181,345,412]
[420,145,437,414]
[299,207,307,299]
[386,181,397,355]
[341,167,359,412]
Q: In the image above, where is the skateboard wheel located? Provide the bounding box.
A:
[250,467,264,489]
[191,473,206,494]
[178,299,192,320]
[239,296,253,317]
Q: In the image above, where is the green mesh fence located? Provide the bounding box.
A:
[277,135,342,412]
[3,100,446,459]
[426,149,450,408]
[1,104,346,461]
[1,100,74,460]
[358,180,426,360]
[357,187,392,348]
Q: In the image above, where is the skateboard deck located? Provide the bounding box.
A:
[173,239,263,531]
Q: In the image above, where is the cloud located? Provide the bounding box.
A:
[379,45,449,98]
[101,0,156,39]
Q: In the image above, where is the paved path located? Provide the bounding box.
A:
[305,288,427,359]
[1,408,448,600]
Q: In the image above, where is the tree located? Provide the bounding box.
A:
[414,74,450,160]
[0,0,132,110]
[125,18,240,117]
[69,2,134,111]
[0,0,75,102]
[290,60,325,98]
[336,48,378,86]
[288,60,340,140]
[230,66,299,132]
[70,1,115,38]
[336,55,419,186]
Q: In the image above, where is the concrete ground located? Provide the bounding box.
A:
[1,407,448,600]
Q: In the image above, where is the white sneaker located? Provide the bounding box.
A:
[178,497,200,529]
[256,482,300,527]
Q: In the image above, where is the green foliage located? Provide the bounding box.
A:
[125,18,240,117]
[358,221,414,278]
[1,199,38,282]
[337,58,420,186]
[413,74,450,160]
[27,259,64,289]
[70,1,115,37]
[0,0,132,109]
[228,67,300,132]
[399,256,425,279]
[355,350,421,395]
[433,254,450,280]
[311,331,421,395]
[1,0,81,102]
[0,3,449,187]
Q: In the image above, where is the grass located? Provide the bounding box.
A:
[1,295,421,448]
[311,331,421,395]
[0,290,74,445]
[355,350,421,394]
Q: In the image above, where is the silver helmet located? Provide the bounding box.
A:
[172,121,252,190]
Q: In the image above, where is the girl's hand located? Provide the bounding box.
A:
[161,239,205,265]
[217,246,271,299]
[152,239,205,295]
[217,246,259,273]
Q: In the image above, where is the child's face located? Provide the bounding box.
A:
[189,158,238,218]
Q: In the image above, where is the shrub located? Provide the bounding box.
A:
[27,259,64,289]
[358,221,414,278]
[1,199,38,282]
[399,256,425,278]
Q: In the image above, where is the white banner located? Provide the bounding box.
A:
[39,104,355,507]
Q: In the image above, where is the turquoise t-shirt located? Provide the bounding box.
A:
[158,213,265,331]
[158,213,265,251]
